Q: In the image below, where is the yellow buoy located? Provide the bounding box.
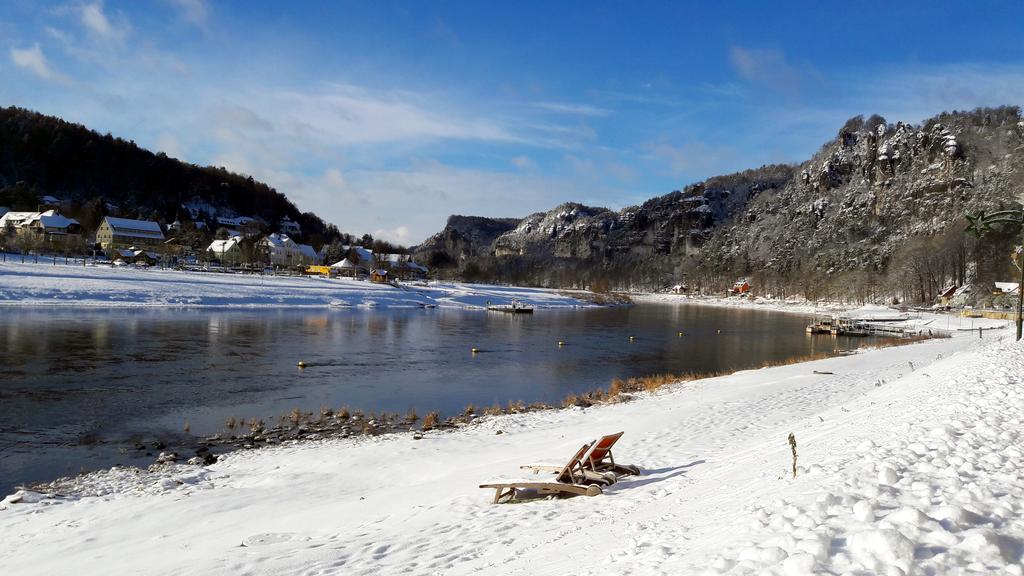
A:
[297,361,307,368]
[678,331,683,337]
[717,329,721,334]
[471,348,479,354]
[629,336,636,341]
[558,341,565,347]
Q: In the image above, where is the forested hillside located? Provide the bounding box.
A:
[0,106,342,246]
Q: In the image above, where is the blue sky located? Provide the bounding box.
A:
[3,1,1024,243]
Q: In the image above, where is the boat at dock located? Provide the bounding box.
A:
[805,317,835,334]
[806,305,928,338]
[486,300,534,314]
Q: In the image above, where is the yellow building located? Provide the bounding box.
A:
[97,216,165,250]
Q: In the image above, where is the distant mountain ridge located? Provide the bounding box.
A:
[415,106,1024,303]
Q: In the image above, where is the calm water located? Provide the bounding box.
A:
[1,304,881,492]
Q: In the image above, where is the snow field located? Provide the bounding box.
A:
[3,326,1019,574]
[697,338,1024,575]
[0,259,587,309]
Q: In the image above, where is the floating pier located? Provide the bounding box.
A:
[486,300,534,314]
[806,307,920,338]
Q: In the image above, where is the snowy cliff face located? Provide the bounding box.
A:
[492,203,618,259]
[483,167,795,264]
[417,107,1024,292]
[699,107,1024,279]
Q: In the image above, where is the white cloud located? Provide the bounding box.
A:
[511,155,535,170]
[306,161,621,243]
[155,133,185,159]
[646,140,738,177]
[323,167,347,189]
[532,102,611,117]
[271,83,521,146]
[374,226,412,244]
[167,0,209,28]
[78,2,129,43]
[9,44,67,83]
[729,46,813,95]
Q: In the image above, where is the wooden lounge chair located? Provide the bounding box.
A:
[584,431,641,476]
[479,442,607,504]
[521,431,640,478]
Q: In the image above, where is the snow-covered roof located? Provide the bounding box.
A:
[330,258,359,269]
[0,211,40,227]
[263,233,296,248]
[995,282,1020,294]
[342,245,375,265]
[38,211,79,229]
[297,244,318,259]
[208,236,242,253]
[1,210,78,230]
[381,253,428,272]
[104,217,165,239]
[217,216,255,227]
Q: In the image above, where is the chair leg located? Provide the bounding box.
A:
[494,487,516,504]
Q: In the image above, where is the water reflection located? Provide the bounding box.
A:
[1,304,882,491]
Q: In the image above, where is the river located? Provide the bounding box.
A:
[1,304,888,492]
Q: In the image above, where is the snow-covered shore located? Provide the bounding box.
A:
[636,292,850,316]
[0,259,587,309]
[2,319,1020,575]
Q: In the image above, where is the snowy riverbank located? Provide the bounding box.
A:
[635,292,994,336]
[634,292,823,315]
[0,259,588,309]
[2,319,1020,574]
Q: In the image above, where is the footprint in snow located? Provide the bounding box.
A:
[241,532,303,547]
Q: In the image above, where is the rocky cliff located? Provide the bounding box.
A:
[415,215,521,267]
[416,106,1024,301]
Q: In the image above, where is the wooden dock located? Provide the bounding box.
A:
[807,315,919,338]
[486,301,534,314]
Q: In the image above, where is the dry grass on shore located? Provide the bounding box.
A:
[205,333,945,444]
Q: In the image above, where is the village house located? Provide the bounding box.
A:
[279,216,301,235]
[342,245,376,268]
[262,233,319,268]
[329,257,363,278]
[994,282,1020,295]
[0,210,83,244]
[730,279,752,295]
[207,236,244,265]
[382,254,429,280]
[113,247,160,266]
[96,216,165,250]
